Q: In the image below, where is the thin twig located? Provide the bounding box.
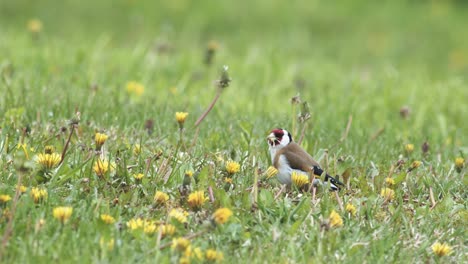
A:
[297,123,308,145]
[274,185,286,200]
[368,127,385,144]
[208,186,215,203]
[429,187,437,210]
[59,124,76,165]
[340,115,353,142]
[194,89,222,127]
[334,191,344,211]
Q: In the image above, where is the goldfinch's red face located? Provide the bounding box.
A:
[267,128,291,147]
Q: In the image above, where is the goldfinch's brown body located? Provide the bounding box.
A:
[267,128,342,190]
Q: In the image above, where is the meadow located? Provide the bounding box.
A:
[0,0,467,263]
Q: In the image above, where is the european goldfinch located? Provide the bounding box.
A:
[267,128,343,191]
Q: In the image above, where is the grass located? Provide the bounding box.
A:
[0,0,467,263]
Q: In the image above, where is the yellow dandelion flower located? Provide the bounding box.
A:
[154,191,169,205]
[206,249,224,262]
[53,206,73,224]
[169,208,188,224]
[380,188,395,201]
[212,207,233,225]
[95,133,108,150]
[93,159,110,177]
[291,171,309,188]
[30,187,48,203]
[143,221,158,235]
[405,143,414,153]
[193,247,204,261]
[133,144,141,155]
[36,153,61,170]
[266,166,278,179]
[127,218,144,230]
[207,40,220,51]
[329,210,343,227]
[126,81,144,96]
[385,177,395,186]
[432,242,452,257]
[44,145,54,154]
[0,194,12,203]
[159,224,176,237]
[100,237,115,251]
[27,19,42,33]
[345,203,357,216]
[175,112,189,125]
[185,170,194,177]
[16,185,27,193]
[187,191,208,210]
[133,173,144,181]
[225,160,240,174]
[179,257,190,264]
[455,157,465,169]
[411,160,422,169]
[224,177,233,184]
[171,237,190,251]
[100,214,115,224]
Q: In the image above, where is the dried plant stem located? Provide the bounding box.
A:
[194,89,222,127]
[334,191,344,211]
[208,186,215,203]
[60,124,76,165]
[429,187,437,210]
[297,123,308,145]
[340,115,353,142]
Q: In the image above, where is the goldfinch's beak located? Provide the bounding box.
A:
[266,134,277,145]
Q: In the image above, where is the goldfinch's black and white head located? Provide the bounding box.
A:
[267,128,292,148]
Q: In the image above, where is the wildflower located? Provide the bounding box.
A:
[44,145,54,154]
[204,40,219,65]
[0,195,12,203]
[53,206,73,224]
[193,247,204,260]
[179,257,190,264]
[329,210,343,227]
[133,144,141,155]
[154,191,169,205]
[126,81,144,96]
[187,191,208,210]
[206,249,224,262]
[133,173,144,182]
[410,160,422,170]
[455,157,465,170]
[266,166,278,179]
[143,221,158,235]
[345,203,357,216]
[380,188,395,201]
[175,112,189,128]
[185,170,194,177]
[127,218,144,230]
[212,207,233,225]
[95,133,108,150]
[291,171,309,188]
[171,237,190,251]
[16,185,27,193]
[432,242,452,257]
[159,224,176,237]
[225,160,240,174]
[385,177,395,186]
[93,159,110,177]
[224,177,233,184]
[30,187,48,203]
[405,144,414,153]
[27,19,42,33]
[36,153,61,170]
[100,214,115,224]
[169,208,188,224]
[100,237,115,251]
